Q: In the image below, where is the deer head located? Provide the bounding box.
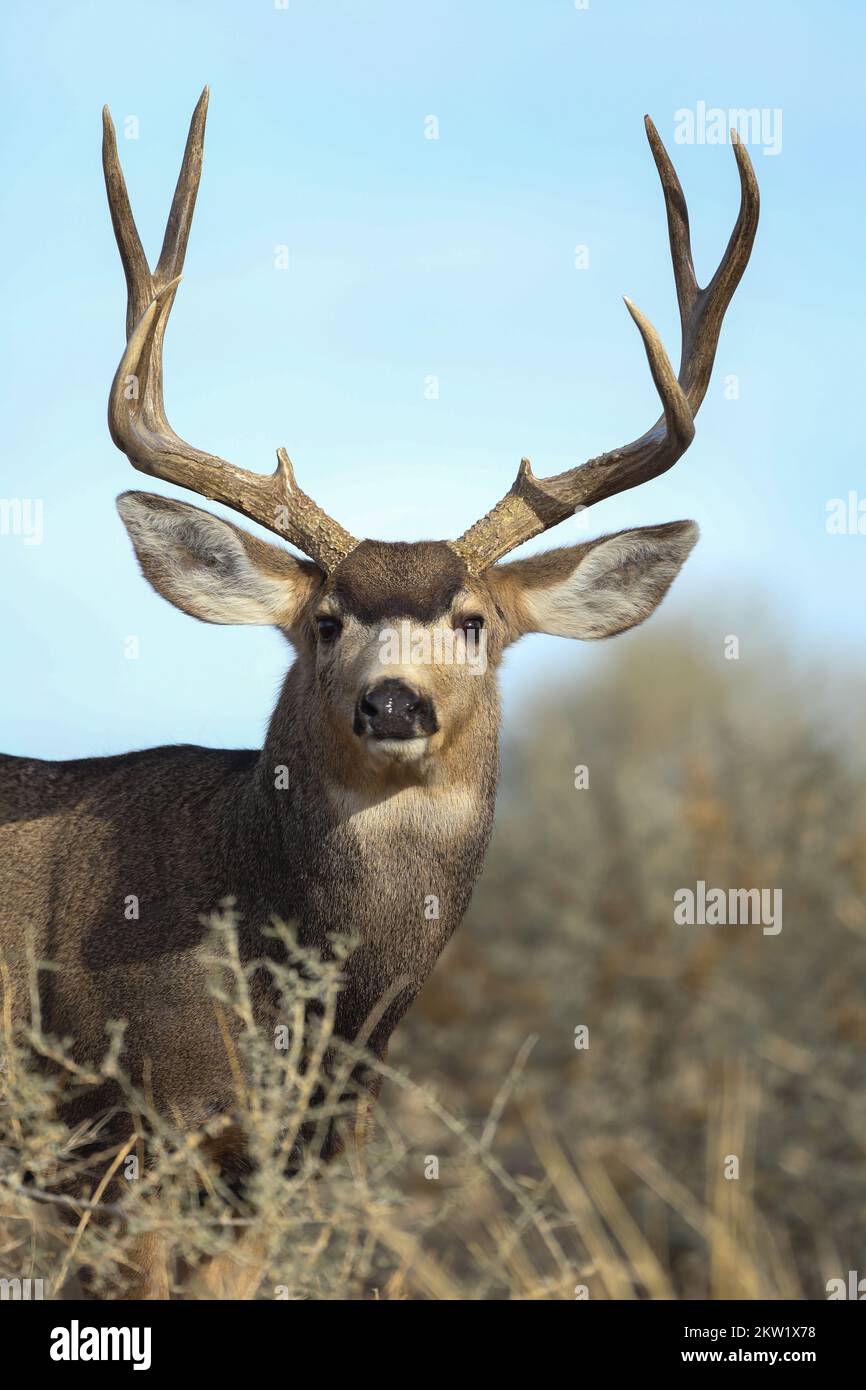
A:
[105,90,758,782]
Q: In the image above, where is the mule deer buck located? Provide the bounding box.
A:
[0,91,757,1292]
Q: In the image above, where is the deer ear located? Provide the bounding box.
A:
[117,492,320,626]
[490,521,698,641]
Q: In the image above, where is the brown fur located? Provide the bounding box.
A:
[330,540,468,623]
[0,532,502,1164]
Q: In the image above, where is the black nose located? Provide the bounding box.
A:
[356,679,436,740]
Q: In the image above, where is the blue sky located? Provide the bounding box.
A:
[1,1,863,758]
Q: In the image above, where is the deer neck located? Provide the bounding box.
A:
[253,661,499,1035]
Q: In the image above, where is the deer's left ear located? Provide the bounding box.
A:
[488,521,698,641]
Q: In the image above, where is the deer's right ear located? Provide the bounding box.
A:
[117,492,321,626]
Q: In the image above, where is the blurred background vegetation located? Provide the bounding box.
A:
[389,615,866,1299]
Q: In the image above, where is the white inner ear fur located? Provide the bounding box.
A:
[522,523,698,640]
[118,495,304,625]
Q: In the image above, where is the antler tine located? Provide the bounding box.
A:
[449,117,759,575]
[155,86,209,290]
[102,91,358,574]
[644,115,699,333]
[102,105,152,339]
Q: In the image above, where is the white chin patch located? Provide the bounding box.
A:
[365,736,430,764]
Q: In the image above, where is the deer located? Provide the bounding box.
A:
[0,90,757,1296]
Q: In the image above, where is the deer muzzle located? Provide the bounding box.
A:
[354,679,438,742]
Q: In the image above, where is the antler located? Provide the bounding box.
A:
[102,88,358,573]
[449,116,760,574]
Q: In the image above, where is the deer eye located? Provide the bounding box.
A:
[316,615,342,642]
[458,615,484,635]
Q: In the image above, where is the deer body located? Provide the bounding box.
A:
[0,624,497,1140]
[0,90,757,1198]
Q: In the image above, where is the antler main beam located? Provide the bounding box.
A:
[102,88,358,573]
[449,117,760,574]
